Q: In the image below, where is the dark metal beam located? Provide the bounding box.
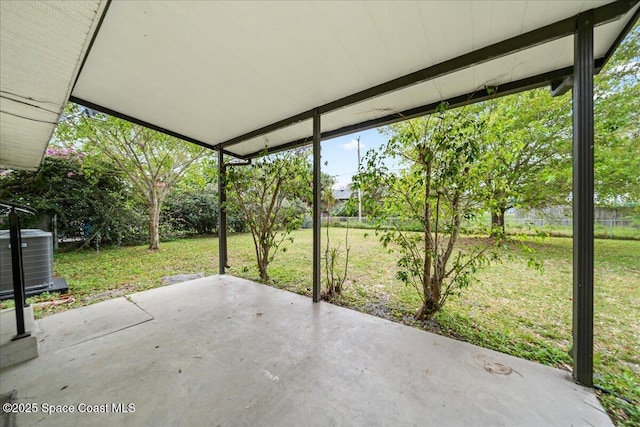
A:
[312,109,321,303]
[215,0,635,155]
[316,17,577,116]
[218,149,228,274]
[240,137,313,160]
[551,76,574,98]
[321,66,577,142]
[240,65,576,159]
[222,149,246,159]
[572,10,595,387]
[71,97,249,161]
[70,96,220,153]
[71,0,112,90]
[218,113,313,149]
[599,4,640,68]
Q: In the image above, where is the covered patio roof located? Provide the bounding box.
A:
[1,1,638,168]
[0,0,638,390]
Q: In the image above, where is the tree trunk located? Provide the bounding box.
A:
[258,242,270,282]
[257,258,269,282]
[415,296,439,320]
[490,208,506,237]
[149,193,160,250]
[420,164,433,321]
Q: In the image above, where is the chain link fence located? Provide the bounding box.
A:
[508,218,639,239]
[321,215,640,239]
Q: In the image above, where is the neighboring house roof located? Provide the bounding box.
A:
[332,188,354,202]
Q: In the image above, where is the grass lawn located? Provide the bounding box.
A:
[2,228,638,425]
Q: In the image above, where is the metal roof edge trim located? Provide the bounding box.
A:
[69,96,219,152]
[71,0,113,91]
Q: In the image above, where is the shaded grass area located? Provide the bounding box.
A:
[3,238,221,316]
[2,229,637,425]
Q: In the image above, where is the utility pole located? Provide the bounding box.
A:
[357,136,362,223]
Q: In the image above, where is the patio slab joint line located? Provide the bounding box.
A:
[54,299,154,351]
[124,295,155,321]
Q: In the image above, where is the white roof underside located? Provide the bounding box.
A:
[1,1,638,167]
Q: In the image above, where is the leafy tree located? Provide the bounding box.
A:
[320,171,337,212]
[469,24,639,233]
[354,105,501,320]
[174,152,220,193]
[0,148,145,246]
[161,153,218,236]
[226,150,311,282]
[57,106,208,250]
[593,24,639,209]
[331,201,358,218]
[477,89,572,234]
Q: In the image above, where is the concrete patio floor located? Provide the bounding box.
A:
[0,275,612,426]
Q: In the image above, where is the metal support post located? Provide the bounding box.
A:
[572,10,594,387]
[9,208,30,340]
[357,136,362,223]
[218,149,228,274]
[312,109,321,303]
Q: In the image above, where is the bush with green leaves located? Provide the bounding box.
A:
[162,183,219,235]
[162,183,248,236]
[0,149,146,247]
[330,200,358,217]
[226,150,311,282]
